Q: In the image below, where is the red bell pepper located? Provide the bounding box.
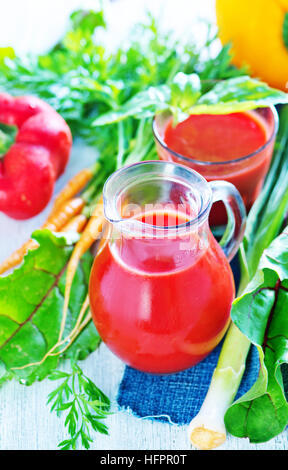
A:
[0,93,72,219]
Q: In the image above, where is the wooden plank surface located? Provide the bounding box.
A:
[0,343,288,450]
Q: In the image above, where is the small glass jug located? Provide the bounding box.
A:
[89,161,246,374]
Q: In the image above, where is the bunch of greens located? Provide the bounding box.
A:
[3,8,284,173]
[1,9,286,171]
[0,10,246,133]
[93,74,288,127]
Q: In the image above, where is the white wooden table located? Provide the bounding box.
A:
[0,0,287,451]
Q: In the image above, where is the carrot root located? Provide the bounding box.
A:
[58,198,104,342]
[0,240,38,275]
[62,214,87,234]
[44,196,85,231]
[0,197,86,275]
[50,167,94,216]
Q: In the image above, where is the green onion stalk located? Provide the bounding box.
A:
[188,104,288,450]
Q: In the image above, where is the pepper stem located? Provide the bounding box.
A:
[0,123,17,158]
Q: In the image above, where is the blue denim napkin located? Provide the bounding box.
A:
[117,343,259,424]
[117,255,260,424]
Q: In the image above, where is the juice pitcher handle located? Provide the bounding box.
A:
[209,181,246,261]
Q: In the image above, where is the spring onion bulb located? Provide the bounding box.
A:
[188,324,250,449]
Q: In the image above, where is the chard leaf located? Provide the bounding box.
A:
[224,229,288,443]
[0,229,100,386]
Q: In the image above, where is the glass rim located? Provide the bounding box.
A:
[152,105,279,167]
[103,160,213,236]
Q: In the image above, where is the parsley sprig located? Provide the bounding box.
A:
[47,362,111,450]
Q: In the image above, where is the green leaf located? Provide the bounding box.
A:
[190,76,288,115]
[69,9,106,32]
[0,229,100,385]
[0,123,17,157]
[92,85,170,126]
[48,370,70,380]
[170,72,201,111]
[283,13,288,51]
[224,229,288,443]
[48,362,111,450]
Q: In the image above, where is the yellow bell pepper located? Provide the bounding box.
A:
[216,0,288,90]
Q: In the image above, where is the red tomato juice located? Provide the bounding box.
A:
[89,211,234,373]
[157,111,275,225]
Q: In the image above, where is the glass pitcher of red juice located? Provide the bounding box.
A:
[89,161,246,374]
[153,107,278,226]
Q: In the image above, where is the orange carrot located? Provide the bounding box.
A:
[0,240,38,275]
[58,197,105,341]
[44,196,85,230]
[50,168,94,216]
[62,214,88,234]
[0,197,86,275]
